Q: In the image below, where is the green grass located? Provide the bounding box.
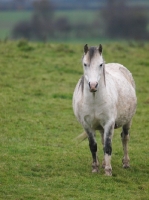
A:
[0,40,149,199]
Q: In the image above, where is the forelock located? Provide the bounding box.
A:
[88,47,97,60]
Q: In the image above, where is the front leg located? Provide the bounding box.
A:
[99,129,106,168]
[103,123,114,176]
[86,129,99,173]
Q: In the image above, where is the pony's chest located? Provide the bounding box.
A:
[82,104,106,128]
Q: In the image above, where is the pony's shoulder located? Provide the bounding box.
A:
[105,63,135,88]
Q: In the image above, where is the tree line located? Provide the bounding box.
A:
[0,0,103,10]
[12,0,149,41]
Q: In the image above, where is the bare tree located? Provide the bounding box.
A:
[32,0,55,41]
[12,0,55,41]
[33,0,54,20]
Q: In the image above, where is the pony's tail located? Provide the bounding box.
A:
[74,132,88,143]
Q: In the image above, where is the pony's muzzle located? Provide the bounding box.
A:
[89,82,98,92]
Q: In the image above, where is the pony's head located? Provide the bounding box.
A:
[82,44,105,92]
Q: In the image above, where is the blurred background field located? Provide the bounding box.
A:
[0,10,95,41]
[0,0,149,43]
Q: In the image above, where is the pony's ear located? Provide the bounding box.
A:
[84,44,88,54]
[98,44,102,54]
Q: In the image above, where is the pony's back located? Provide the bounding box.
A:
[105,63,135,89]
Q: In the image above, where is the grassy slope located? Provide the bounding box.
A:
[0,40,149,199]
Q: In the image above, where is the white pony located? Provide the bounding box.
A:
[73,44,137,176]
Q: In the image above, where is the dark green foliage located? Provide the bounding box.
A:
[102,0,149,39]
[17,39,34,51]
[1,8,149,41]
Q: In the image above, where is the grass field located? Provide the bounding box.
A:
[0,40,149,199]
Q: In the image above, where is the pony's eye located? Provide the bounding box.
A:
[100,64,103,67]
[84,63,87,67]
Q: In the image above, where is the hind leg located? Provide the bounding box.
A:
[121,123,131,168]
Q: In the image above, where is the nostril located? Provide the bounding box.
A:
[95,82,98,88]
[89,82,91,88]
